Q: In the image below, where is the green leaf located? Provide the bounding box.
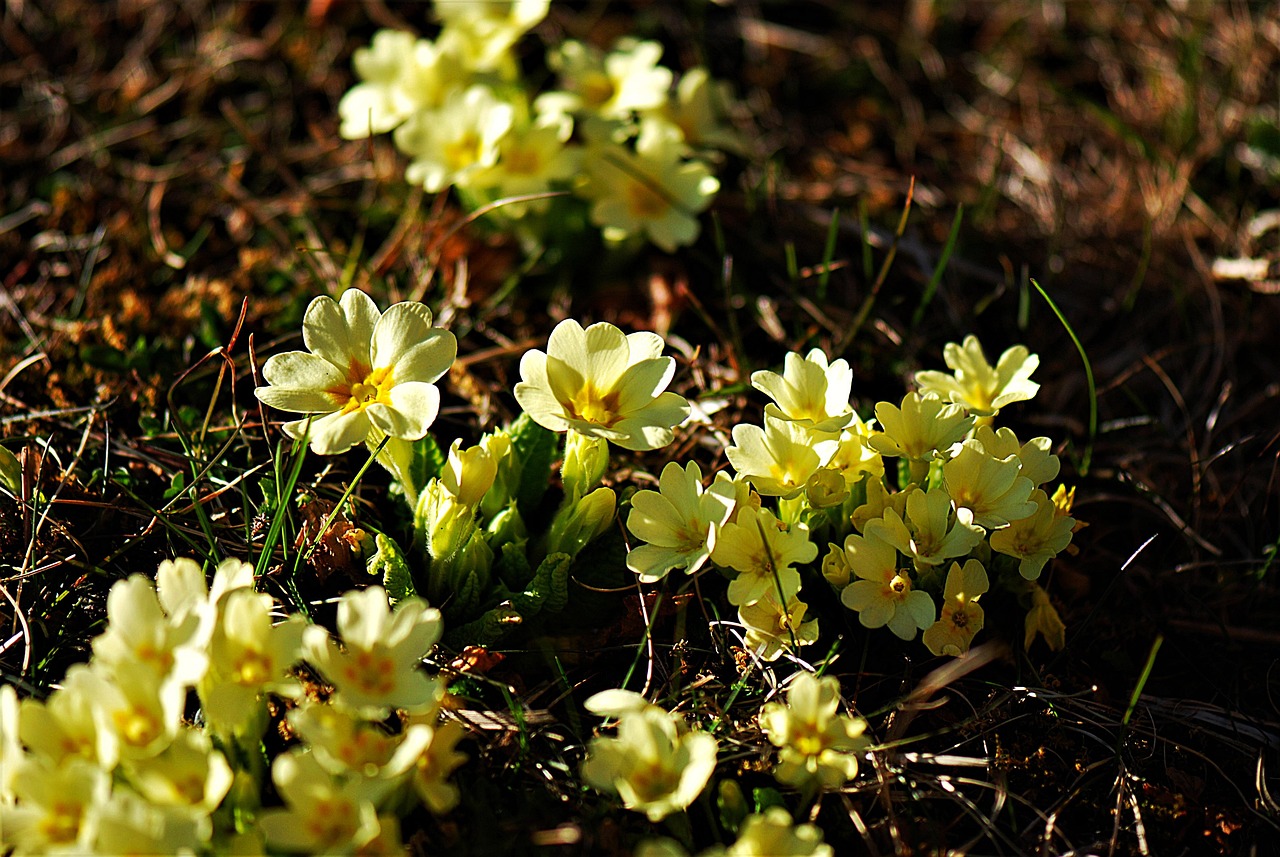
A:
[0,446,20,495]
[496,541,534,591]
[507,412,556,519]
[410,434,447,492]
[368,533,417,605]
[752,787,786,814]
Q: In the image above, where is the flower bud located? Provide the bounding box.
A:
[548,486,616,558]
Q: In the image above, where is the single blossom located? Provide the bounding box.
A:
[514,318,689,451]
[914,334,1039,418]
[581,696,718,822]
[710,505,815,607]
[942,439,1037,529]
[839,530,935,640]
[725,414,840,500]
[626,461,737,582]
[922,559,989,657]
[759,673,869,791]
[303,586,444,715]
[738,586,820,662]
[548,38,673,119]
[580,122,719,252]
[258,749,385,854]
[869,391,974,464]
[750,348,855,433]
[255,289,456,456]
[989,488,1076,580]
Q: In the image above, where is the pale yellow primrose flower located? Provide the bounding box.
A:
[581,122,720,252]
[942,439,1037,529]
[839,530,935,640]
[850,477,908,534]
[199,587,306,735]
[255,289,456,456]
[337,31,467,139]
[548,39,672,119]
[826,414,885,485]
[922,559,989,657]
[645,67,745,155]
[514,318,690,451]
[288,702,431,787]
[396,84,515,193]
[914,334,1040,418]
[759,673,869,791]
[0,756,109,854]
[711,505,816,607]
[303,586,444,715]
[259,749,385,855]
[738,587,819,662]
[85,789,208,857]
[581,693,718,822]
[717,807,835,857]
[972,424,1061,487]
[472,119,582,217]
[1024,583,1067,651]
[91,573,207,687]
[751,348,855,433]
[406,716,468,814]
[87,665,187,761]
[870,391,975,463]
[435,0,550,73]
[125,726,233,814]
[989,488,1076,580]
[636,807,833,857]
[18,664,108,769]
[441,438,499,508]
[626,461,737,582]
[726,413,840,500]
[863,486,983,570]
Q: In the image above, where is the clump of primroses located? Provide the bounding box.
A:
[0,559,465,855]
[622,334,1076,661]
[338,1,742,252]
[12,285,1081,853]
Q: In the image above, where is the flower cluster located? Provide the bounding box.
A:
[338,2,741,252]
[0,559,466,855]
[623,336,1077,659]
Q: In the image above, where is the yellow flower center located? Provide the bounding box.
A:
[305,797,359,846]
[628,759,681,803]
[113,704,162,748]
[625,179,670,220]
[503,144,543,176]
[340,648,398,699]
[232,647,274,686]
[444,131,483,171]
[39,802,83,843]
[339,366,394,415]
[569,384,622,427]
[581,72,615,109]
[950,606,971,630]
[136,642,174,674]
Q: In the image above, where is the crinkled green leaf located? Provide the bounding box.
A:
[368,533,416,605]
[410,433,446,494]
[507,412,556,519]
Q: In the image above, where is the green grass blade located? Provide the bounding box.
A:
[1031,278,1097,476]
[912,203,963,329]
